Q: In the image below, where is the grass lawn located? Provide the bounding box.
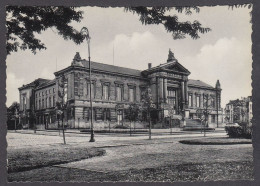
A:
[179,137,252,145]
[8,161,253,182]
[7,144,105,173]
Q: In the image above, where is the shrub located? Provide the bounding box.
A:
[225,125,252,139]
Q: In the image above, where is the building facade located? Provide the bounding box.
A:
[18,50,223,129]
[225,96,252,124]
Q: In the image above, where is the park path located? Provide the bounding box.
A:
[55,139,252,173]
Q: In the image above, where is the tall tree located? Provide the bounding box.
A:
[6,6,85,55]
[125,7,211,39]
[6,6,212,55]
[7,102,20,130]
[141,87,155,140]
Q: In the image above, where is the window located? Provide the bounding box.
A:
[42,99,44,108]
[53,88,55,93]
[39,100,41,109]
[129,88,134,102]
[49,97,52,108]
[45,90,47,95]
[103,109,110,121]
[35,99,38,110]
[103,84,109,100]
[212,98,215,108]
[49,89,51,94]
[42,92,44,96]
[83,107,90,121]
[87,82,95,98]
[64,82,68,102]
[46,98,48,108]
[167,88,176,110]
[189,94,193,107]
[53,96,55,107]
[196,96,200,107]
[168,89,176,97]
[116,86,122,101]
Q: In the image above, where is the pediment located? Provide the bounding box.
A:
[161,62,190,74]
[141,61,190,76]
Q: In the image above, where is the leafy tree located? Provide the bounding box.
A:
[7,6,212,55]
[125,7,211,39]
[7,5,251,55]
[6,6,85,54]
[7,102,20,130]
[126,103,140,135]
[141,87,156,139]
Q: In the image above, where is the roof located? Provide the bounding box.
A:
[80,60,142,77]
[227,99,245,106]
[35,79,56,90]
[18,78,50,90]
[187,79,214,89]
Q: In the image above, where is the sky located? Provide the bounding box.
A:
[6,6,252,108]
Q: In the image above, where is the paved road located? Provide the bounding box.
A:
[7,129,227,150]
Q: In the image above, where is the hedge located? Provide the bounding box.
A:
[225,125,252,139]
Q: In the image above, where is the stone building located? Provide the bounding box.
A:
[18,50,223,129]
[225,96,252,124]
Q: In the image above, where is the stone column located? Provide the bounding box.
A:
[159,78,164,103]
[175,89,179,114]
[185,81,188,105]
[163,78,167,103]
[181,81,185,110]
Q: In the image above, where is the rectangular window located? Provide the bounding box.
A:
[53,96,55,107]
[116,86,122,101]
[49,97,52,108]
[103,109,110,121]
[39,100,41,109]
[167,89,176,97]
[53,88,55,93]
[189,94,192,107]
[64,82,68,102]
[83,107,89,121]
[42,99,44,108]
[103,85,109,100]
[129,88,134,102]
[87,82,95,98]
[196,96,200,107]
[35,99,38,110]
[212,98,215,108]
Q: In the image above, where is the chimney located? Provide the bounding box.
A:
[148,63,152,69]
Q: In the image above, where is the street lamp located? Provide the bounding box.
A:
[81,27,95,142]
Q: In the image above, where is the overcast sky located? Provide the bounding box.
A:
[6,6,252,108]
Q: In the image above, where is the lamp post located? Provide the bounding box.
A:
[81,27,95,142]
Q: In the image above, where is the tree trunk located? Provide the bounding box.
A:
[149,113,152,140]
[62,115,66,144]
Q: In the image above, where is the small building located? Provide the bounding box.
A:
[225,96,252,124]
[18,50,223,129]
